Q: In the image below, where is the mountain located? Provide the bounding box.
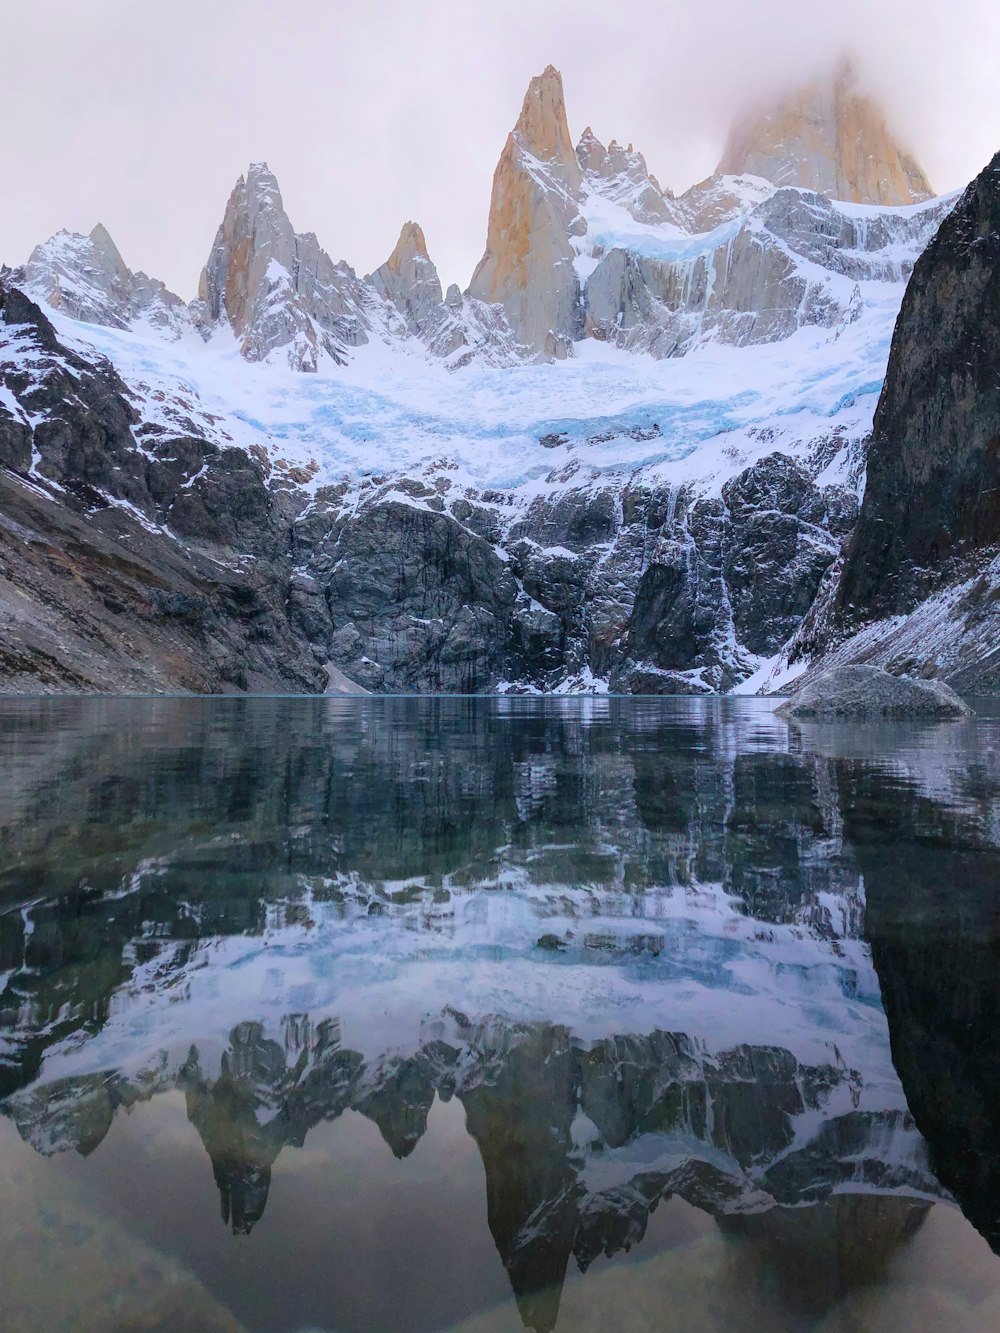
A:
[23,224,190,338]
[3,58,994,696]
[718,58,933,206]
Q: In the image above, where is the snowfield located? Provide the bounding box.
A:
[51,279,900,501]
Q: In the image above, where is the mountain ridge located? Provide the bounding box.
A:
[2,60,996,697]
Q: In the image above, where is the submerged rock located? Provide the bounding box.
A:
[775,665,972,721]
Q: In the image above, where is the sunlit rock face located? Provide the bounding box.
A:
[717,59,933,206]
[468,65,585,360]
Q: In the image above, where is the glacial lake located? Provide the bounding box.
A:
[1,695,1000,1333]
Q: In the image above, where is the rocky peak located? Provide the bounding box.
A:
[512,64,582,189]
[717,58,933,206]
[23,224,188,337]
[575,128,679,226]
[368,221,444,336]
[575,126,604,175]
[86,223,131,286]
[468,66,585,360]
[198,162,376,371]
[198,161,298,340]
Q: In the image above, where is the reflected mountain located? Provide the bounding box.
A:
[1,697,998,1330]
[837,741,1000,1254]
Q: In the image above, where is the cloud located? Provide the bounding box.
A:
[2,0,998,297]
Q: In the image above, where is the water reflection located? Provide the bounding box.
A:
[0,696,998,1332]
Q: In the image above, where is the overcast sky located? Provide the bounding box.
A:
[3,0,999,298]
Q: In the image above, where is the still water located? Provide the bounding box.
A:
[1,696,999,1333]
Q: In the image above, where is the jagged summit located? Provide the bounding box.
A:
[197,161,380,370]
[513,63,581,182]
[575,126,678,226]
[23,221,189,336]
[15,64,946,376]
[367,220,443,334]
[717,57,933,206]
[467,65,585,360]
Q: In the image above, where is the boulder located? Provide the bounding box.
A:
[776,665,972,721]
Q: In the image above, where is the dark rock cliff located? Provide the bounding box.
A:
[837,152,1000,621]
[0,286,325,692]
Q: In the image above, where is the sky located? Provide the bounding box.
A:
[2,0,999,299]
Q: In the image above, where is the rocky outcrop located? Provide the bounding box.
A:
[583,186,950,359]
[775,665,972,720]
[468,66,585,359]
[197,162,380,370]
[675,173,777,232]
[623,454,857,691]
[305,497,519,693]
[263,449,858,696]
[200,166,355,368]
[367,224,523,367]
[718,59,933,206]
[765,151,1000,697]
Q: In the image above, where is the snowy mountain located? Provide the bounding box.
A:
[1,58,994,695]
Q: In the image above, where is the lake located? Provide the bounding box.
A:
[1,695,999,1332]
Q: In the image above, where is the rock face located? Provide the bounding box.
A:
[768,150,1000,697]
[468,66,584,359]
[718,60,933,206]
[775,666,971,720]
[583,188,948,358]
[838,151,1000,620]
[290,450,857,696]
[575,128,679,225]
[582,169,950,360]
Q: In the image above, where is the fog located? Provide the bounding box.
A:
[2,0,998,297]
